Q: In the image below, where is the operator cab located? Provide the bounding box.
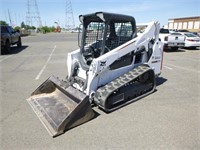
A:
[79,12,136,66]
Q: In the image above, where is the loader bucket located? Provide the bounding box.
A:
[27,76,95,137]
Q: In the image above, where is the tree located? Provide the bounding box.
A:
[30,26,36,30]
[21,22,26,28]
[39,26,56,33]
[14,26,21,31]
[0,20,8,25]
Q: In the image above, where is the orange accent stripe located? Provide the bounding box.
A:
[161,46,164,71]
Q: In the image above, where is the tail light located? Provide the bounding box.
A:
[187,39,195,42]
[164,36,168,41]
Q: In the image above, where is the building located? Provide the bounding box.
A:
[168,16,200,32]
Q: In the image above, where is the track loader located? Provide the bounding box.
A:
[27,12,163,137]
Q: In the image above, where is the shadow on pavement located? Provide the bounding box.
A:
[1,45,28,55]
[182,47,200,50]
[156,76,167,87]
[164,48,186,53]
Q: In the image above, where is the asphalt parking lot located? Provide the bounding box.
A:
[0,33,200,149]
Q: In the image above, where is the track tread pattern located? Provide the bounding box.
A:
[94,65,154,111]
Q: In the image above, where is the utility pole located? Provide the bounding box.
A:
[65,0,75,30]
[8,9,12,26]
[4,11,8,24]
[26,0,42,27]
[15,13,18,26]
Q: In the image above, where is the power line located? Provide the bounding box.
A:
[65,0,75,29]
[7,9,12,26]
[26,0,42,27]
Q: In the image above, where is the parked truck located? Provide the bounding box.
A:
[1,25,22,54]
[159,28,185,50]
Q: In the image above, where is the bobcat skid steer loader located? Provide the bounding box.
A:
[27,12,163,137]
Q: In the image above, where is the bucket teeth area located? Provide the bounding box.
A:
[27,76,94,137]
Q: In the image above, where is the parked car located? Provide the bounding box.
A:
[191,32,200,37]
[159,28,185,50]
[177,29,190,32]
[169,29,178,33]
[180,32,200,49]
[1,25,22,54]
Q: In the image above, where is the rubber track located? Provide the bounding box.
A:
[94,64,155,112]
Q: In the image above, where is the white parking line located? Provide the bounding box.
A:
[35,45,56,80]
[164,65,173,70]
[0,55,13,63]
[167,63,200,73]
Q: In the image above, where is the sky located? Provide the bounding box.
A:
[0,0,199,28]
